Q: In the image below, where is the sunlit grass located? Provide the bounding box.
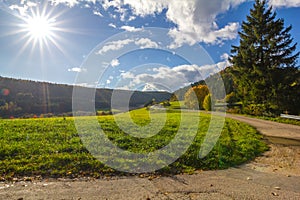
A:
[0,109,268,179]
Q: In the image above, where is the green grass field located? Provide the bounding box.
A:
[0,108,268,180]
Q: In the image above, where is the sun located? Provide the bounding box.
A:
[3,2,72,58]
[25,15,54,40]
[15,4,66,53]
[21,12,57,48]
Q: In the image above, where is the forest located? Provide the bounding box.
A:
[0,76,171,118]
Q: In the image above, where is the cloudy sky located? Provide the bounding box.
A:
[0,0,299,91]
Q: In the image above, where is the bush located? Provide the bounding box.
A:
[225,92,238,104]
[203,94,214,111]
[227,107,242,114]
[243,104,266,116]
[243,103,280,117]
[162,101,171,107]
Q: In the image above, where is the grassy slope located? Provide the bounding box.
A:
[0,109,268,179]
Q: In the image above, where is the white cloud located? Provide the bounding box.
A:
[198,62,228,78]
[196,53,230,77]
[27,1,38,7]
[120,71,135,79]
[268,0,300,8]
[49,0,80,7]
[9,5,28,16]
[120,25,143,32]
[106,79,111,84]
[93,10,103,17]
[118,55,230,91]
[165,0,244,48]
[9,1,37,17]
[68,67,86,72]
[135,38,159,49]
[99,0,247,47]
[128,16,136,21]
[87,0,97,4]
[101,0,123,10]
[96,38,159,54]
[123,0,167,17]
[108,23,117,28]
[220,53,230,60]
[119,65,202,91]
[96,39,134,54]
[110,59,120,67]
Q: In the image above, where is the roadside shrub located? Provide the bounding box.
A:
[227,107,242,114]
[243,103,280,116]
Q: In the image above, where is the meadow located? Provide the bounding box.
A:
[0,108,268,180]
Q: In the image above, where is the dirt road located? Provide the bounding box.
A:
[1,115,300,200]
[225,114,300,140]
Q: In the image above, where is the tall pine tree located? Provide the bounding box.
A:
[230,0,300,115]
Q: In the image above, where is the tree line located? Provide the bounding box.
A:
[0,77,171,118]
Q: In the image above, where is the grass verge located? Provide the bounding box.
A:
[254,116,300,126]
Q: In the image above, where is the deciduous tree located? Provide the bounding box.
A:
[184,85,209,110]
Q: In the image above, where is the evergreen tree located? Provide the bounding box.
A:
[230,0,299,115]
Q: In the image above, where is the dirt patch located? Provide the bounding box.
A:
[247,140,300,177]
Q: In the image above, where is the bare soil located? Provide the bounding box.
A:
[1,115,299,200]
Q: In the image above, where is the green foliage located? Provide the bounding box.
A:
[0,76,172,118]
[162,101,171,107]
[225,92,238,104]
[229,0,300,115]
[0,110,268,179]
[184,85,209,110]
[243,104,267,116]
[165,101,186,110]
[203,94,214,111]
[0,101,22,117]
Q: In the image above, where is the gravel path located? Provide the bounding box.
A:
[1,115,299,200]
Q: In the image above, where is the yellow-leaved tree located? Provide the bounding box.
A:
[184,85,209,110]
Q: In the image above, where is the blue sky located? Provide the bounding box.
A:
[0,0,300,92]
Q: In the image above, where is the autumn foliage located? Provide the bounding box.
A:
[184,85,209,110]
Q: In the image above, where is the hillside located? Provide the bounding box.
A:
[0,77,172,118]
[173,67,234,101]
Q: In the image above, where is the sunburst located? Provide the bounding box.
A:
[20,13,56,49]
[24,14,55,42]
[8,3,70,56]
